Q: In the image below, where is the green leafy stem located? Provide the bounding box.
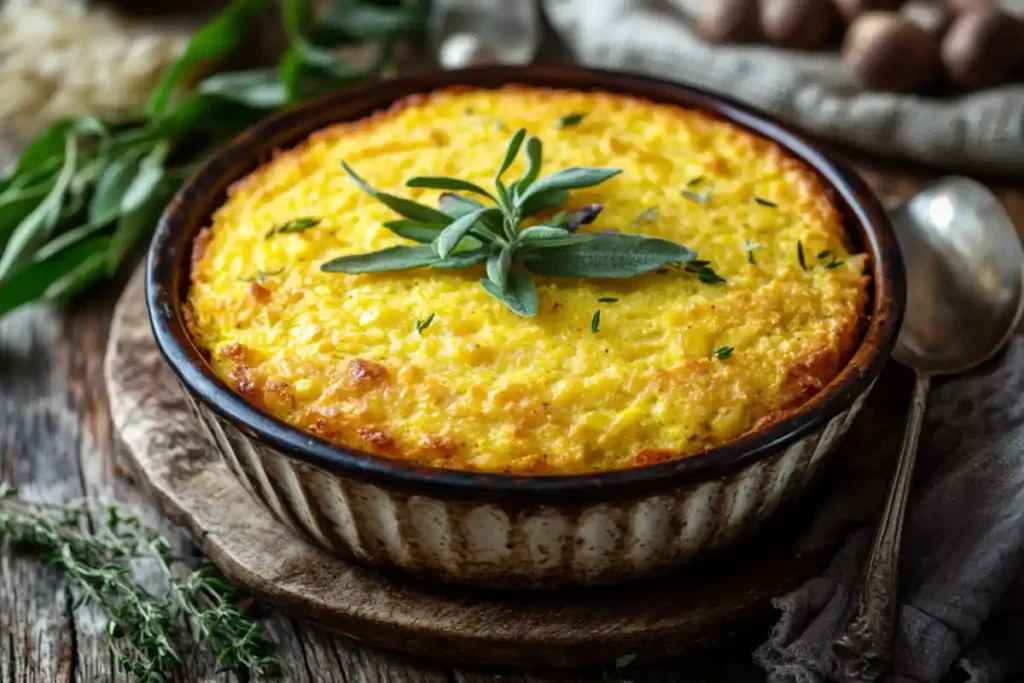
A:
[321,129,719,317]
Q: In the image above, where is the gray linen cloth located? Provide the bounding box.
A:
[750,342,1024,683]
[542,0,1024,176]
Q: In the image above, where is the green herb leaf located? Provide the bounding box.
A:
[238,267,284,283]
[435,208,501,258]
[147,0,271,118]
[519,189,568,218]
[713,345,734,360]
[518,167,622,204]
[519,226,573,242]
[414,312,435,335]
[197,69,288,109]
[522,234,697,279]
[438,192,484,218]
[382,220,447,244]
[487,242,515,289]
[746,240,760,266]
[681,187,712,204]
[480,270,538,317]
[431,247,489,269]
[0,134,78,281]
[0,234,111,317]
[598,297,619,303]
[406,176,495,200]
[321,245,439,273]
[755,197,778,208]
[824,259,845,270]
[119,142,169,215]
[687,176,704,187]
[615,653,638,670]
[797,241,807,271]
[591,310,600,333]
[818,250,834,259]
[633,207,658,226]
[319,0,427,40]
[496,128,527,180]
[556,113,585,128]
[107,175,179,274]
[517,136,543,196]
[89,152,143,229]
[341,160,452,224]
[265,217,322,239]
[686,261,727,284]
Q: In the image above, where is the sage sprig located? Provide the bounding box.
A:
[322,130,717,317]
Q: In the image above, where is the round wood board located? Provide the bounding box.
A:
[105,266,831,669]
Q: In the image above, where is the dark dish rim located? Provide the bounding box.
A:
[147,65,905,503]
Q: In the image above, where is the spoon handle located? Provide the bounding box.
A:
[834,372,931,682]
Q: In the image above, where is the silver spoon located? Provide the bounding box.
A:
[833,177,1024,682]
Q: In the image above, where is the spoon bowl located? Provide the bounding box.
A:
[893,177,1024,375]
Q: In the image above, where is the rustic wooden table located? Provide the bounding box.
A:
[1,151,1021,682]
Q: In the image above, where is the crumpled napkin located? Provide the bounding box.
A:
[753,338,1024,682]
[541,0,1024,176]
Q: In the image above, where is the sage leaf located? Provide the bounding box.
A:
[431,246,489,269]
[517,167,621,205]
[89,154,142,228]
[197,69,288,109]
[265,216,321,239]
[321,245,439,273]
[383,220,446,244]
[319,0,427,40]
[516,136,543,196]
[557,113,586,129]
[487,242,514,289]
[522,234,697,279]
[147,0,271,118]
[406,176,494,200]
[0,134,78,281]
[435,208,499,258]
[107,177,179,273]
[45,250,109,303]
[0,181,56,252]
[519,189,568,218]
[438,192,484,218]
[0,234,111,317]
[496,128,526,180]
[341,160,451,224]
[519,226,573,243]
[480,270,537,317]
[120,142,169,215]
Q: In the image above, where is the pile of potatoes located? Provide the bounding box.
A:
[696,0,1024,91]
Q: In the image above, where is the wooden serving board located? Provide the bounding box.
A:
[105,266,848,669]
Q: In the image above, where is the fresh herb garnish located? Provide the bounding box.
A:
[681,187,713,205]
[414,312,435,334]
[685,260,726,284]
[0,482,277,681]
[322,131,714,317]
[824,259,845,270]
[818,249,833,259]
[633,206,658,226]
[591,310,601,333]
[797,241,807,271]
[551,204,604,232]
[745,240,760,265]
[238,267,284,283]
[713,345,734,360]
[598,297,619,303]
[264,216,321,239]
[556,112,586,128]
[687,176,704,187]
[754,197,778,207]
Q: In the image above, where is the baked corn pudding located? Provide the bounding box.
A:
[186,87,869,475]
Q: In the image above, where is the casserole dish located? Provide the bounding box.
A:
[148,65,904,587]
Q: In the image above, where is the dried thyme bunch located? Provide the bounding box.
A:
[0,482,277,682]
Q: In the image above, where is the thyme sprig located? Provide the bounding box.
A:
[0,483,276,682]
[323,130,718,317]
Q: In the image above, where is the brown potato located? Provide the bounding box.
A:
[941,8,1024,88]
[833,0,905,24]
[842,11,940,90]
[901,0,953,37]
[697,0,761,42]
[760,0,838,49]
